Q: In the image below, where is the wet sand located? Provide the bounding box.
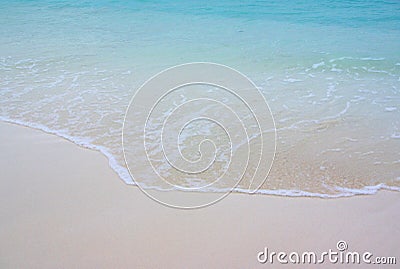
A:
[0,121,399,268]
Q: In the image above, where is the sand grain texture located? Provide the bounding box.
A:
[0,122,399,268]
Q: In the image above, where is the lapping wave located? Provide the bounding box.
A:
[1,56,399,197]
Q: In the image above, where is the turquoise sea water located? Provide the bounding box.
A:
[1,0,399,196]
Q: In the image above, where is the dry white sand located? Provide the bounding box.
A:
[0,121,399,268]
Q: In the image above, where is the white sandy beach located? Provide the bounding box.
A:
[0,121,399,268]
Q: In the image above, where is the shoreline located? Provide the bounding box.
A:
[0,118,398,199]
[0,120,399,268]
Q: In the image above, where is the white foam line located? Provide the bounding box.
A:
[329,56,385,63]
[1,117,399,199]
[312,61,325,69]
[236,184,400,197]
[334,184,400,196]
[135,184,400,199]
[0,116,133,185]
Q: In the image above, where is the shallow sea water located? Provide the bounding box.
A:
[1,0,399,197]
